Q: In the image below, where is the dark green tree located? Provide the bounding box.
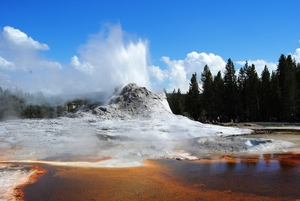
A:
[185,72,201,120]
[169,88,183,115]
[223,58,237,121]
[212,71,224,122]
[169,89,177,113]
[269,72,281,120]
[244,64,260,121]
[296,62,300,117]
[237,64,247,120]
[260,65,271,121]
[277,54,298,119]
[201,65,214,120]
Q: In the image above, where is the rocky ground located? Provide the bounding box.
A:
[1,83,297,165]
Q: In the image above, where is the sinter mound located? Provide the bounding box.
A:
[68,83,172,120]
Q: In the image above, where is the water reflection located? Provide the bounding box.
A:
[160,152,300,199]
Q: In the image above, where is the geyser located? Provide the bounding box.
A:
[68,83,172,120]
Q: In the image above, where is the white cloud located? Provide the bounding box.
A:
[39,60,63,70]
[148,65,166,83]
[2,26,49,50]
[161,56,189,92]
[71,55,94,74]
[0,24,152,95]
[0,73,11,85]
[236,60,277,75]
[0,26,66,94]
[184,52,226,76]
[0,56,16,71]
[151,52,226,92]
[292,48,300,63]
[1,24,298,97]
[235,47,300,76]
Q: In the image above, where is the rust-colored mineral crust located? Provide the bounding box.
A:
[14,165,47,201]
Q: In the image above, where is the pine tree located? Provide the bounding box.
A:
[201,65,214,120]
[223,58,237,121]
[245,64,260,121]
[185,73,201,120]
[260,65,271,121]
[175,88,183,115]
[277,54,298,120]
[237,64,247,121]
[169,88,183,115]
[212,71,224,122]
[270,72,281,120]
[296,62,300,118]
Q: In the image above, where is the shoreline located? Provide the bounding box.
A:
[13,165,46,201]
[0,163,46,201]
[2,126,300,200]
[9,151,300,201]
[22,154,300,201]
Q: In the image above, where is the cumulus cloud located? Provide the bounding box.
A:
[0,26,65,94]
[236,59,277,75]
[235,46,300,76]
[148,65,166,83]
[2,26,49,50]
[0,24,152,95]
[0,73,11,85]
[71,55,94,74]
[39,60,63,70]
[1,24,298,97]
[151,52,226,92]
[0,56,16,71]
[161,56,189,92]
[292,48,300,63]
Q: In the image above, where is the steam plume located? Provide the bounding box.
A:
[70,23,151,94]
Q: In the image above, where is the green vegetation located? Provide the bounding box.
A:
[1,53,299,122]
[0,87,91,120]
[167,53,300,122]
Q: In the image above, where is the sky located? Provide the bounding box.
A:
[0,0,299,95]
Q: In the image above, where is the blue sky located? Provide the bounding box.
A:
[0,0,299,95]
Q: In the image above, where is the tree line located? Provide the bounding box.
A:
[167,54,300,123]
[0,87,90,120]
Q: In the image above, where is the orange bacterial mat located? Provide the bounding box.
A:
[22,154,300,201]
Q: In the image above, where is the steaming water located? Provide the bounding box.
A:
[22,154,300,200]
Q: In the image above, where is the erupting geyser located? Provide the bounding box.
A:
[68,83,172,120]
[0,83,297,200]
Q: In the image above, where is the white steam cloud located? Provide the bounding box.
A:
[0,25,299,97]
[0,24,151,95]
[70,23,151,92]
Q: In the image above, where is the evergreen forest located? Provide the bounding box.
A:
[0,87,91,120]
[1,53,299,123]
[167,54,300,123]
